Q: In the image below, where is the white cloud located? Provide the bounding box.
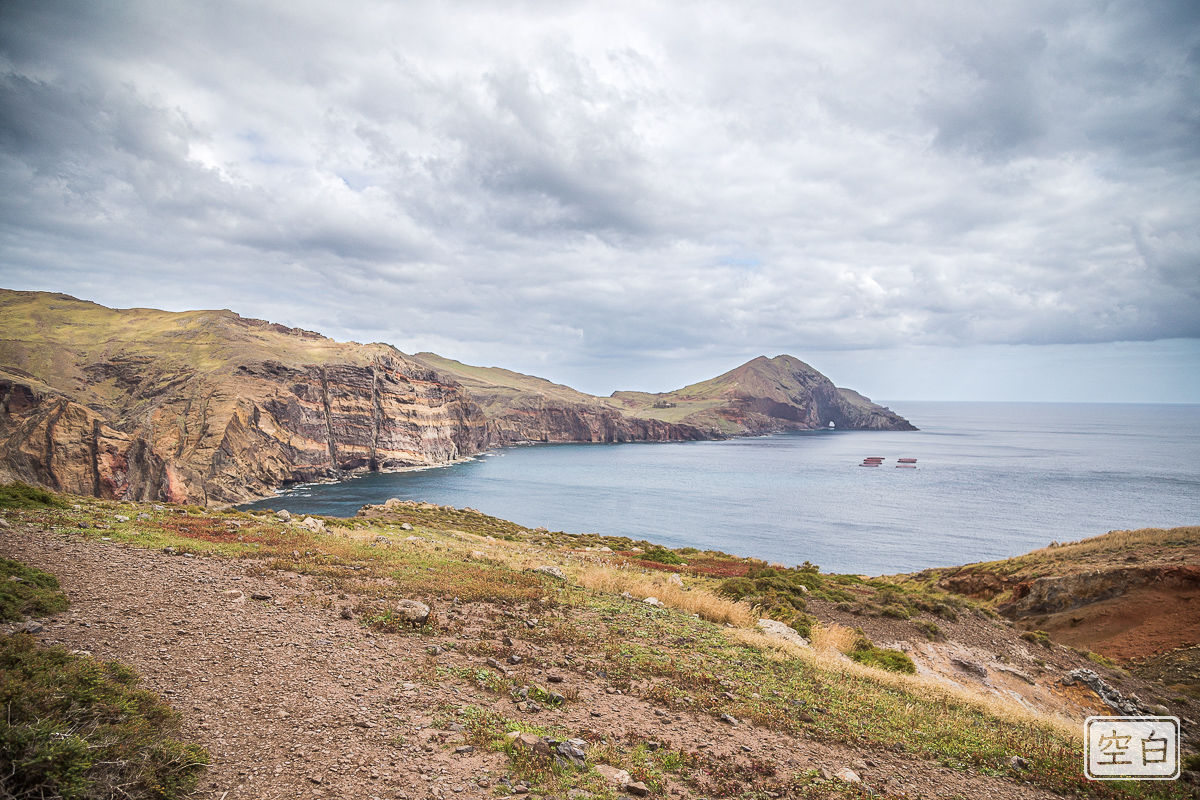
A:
[0,0,1196,398]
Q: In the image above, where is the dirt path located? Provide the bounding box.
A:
[3,528,1064,800]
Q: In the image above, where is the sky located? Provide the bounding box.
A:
[0,1,1197,402]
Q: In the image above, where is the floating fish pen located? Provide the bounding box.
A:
[898,458,917,463]
[860,456,885,467]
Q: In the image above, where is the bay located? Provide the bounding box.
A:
[239,402,1200,575]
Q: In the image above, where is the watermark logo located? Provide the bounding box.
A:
[1085,716,1180,780]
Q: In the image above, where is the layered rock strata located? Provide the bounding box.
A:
[0,290,486,506]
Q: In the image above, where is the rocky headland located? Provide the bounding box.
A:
[0,289,914,506]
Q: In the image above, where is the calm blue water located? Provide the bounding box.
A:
[239,402,1200,575]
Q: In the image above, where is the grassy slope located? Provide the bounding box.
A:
[606,355,831,431]
[409,352,603,413]
[4,491,1194,798]
[0,289,393,408]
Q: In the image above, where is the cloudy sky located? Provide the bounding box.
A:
[1,1,1197,401]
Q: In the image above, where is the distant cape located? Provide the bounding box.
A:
[0,289,914,506]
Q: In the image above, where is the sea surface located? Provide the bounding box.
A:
[239,402,1200,575]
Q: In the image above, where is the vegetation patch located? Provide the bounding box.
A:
[0,556,70,621]
[0,633,208,799]
[846,634,917,675]
[0,481,67,510]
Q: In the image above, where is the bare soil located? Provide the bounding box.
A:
[0,526,1087,800]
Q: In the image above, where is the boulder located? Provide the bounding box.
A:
[395,599,431,626]
[756,618,810,647]
[276,509,291,521]
[533,565,567,580]
[594,765,632,786]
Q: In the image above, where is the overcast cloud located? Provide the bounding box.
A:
[1,0,1197,400]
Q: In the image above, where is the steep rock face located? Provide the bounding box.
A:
[408,352,711,444]
[484,400,710,444]
[0,291,487,506]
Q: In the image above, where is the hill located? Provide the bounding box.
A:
[0,289,913,506]
[608,355,915,435]
[0,289,487,506]
[418,353,915,440]
[410,352,710,443]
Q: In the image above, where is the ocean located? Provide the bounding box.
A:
[238,402,1200,575]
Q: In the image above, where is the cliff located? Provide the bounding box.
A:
[608,355,916,435]
[410,353,710,444]
[0,290,487,506]
[929,526,1200,663]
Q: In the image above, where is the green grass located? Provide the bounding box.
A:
[846,635,917,674]
[0,634,209,800]
[0,556,70,621]
[0,481,67,509]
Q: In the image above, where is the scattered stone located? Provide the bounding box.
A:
[554,740,587,766]
[667,573,683,586]
[756,618,810,647]
[718,713,738,725]
[14,620,43,634]
[354,720,375,728]
[645,741,660,752]
[400,523,414,531]
[525,619,538,628]
[533,565,567,580]
[502,636,515,647]
[395,599,431,626]
[1010,755,1029,771]
[547,674,563,683]
[996,666,1037,684]
[951,657,988,677]
[834,767,861,783]
[276,509,291,521]
[114,515,130,523]
[250,592,273,601]
[626,780,650,796]
[1061,668,1151,715]
[137,512,151,520]
[300,516,326,533]
[486,658,508,673]
[506,654,522,665]
[454,745,474,754]
[0,519,10,529]
[642,597,665,607]
[507,731,551,756]
[594,765,632,786]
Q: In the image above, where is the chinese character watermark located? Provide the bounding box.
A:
[1086,717,1179,780]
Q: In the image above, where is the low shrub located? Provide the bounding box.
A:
[0,634,209,799]
[847,635,916,674]
[0,482,65,509]
[0,557,70,621]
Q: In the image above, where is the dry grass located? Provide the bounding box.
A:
[578,566,755,626]
[809,621,857,655]
[1028,525,1200,559]
[726,626,1079,743]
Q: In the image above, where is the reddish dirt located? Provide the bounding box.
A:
[1034,584,1200,662]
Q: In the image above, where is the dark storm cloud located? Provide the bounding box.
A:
[0,0,1197,395]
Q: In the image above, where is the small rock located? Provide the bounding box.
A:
[595,765,632,786]
[301,516,326,533]
[276,509,291,521]
[645,741,660,752]
[507,654,523,665]
[525,618,538,628]
[718,713,738,725]
[502,636,515,647]
[395,599,431,626]
[400,522,414,531]
[486,658,507,672]
[470,550,487,560]
[354,720,375,728]
[1010,755,1029,771]
[533,565,567,580]
[14,620,43,634]
[834,767,861,783]
[951,657,988,677]
[668,573,683,586]
[454,745,474,754]
[427,645,443,656]
[0,518,10,529]
[250,592,272,601]
[446,722,464,731]
[756,618,810,647]
[114,515,130,523]
[137,512,151,520]
[642,596,664,607]
[547,674,564,683]
[508,731,550,756]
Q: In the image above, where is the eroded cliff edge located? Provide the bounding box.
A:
[0,290,487,506]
